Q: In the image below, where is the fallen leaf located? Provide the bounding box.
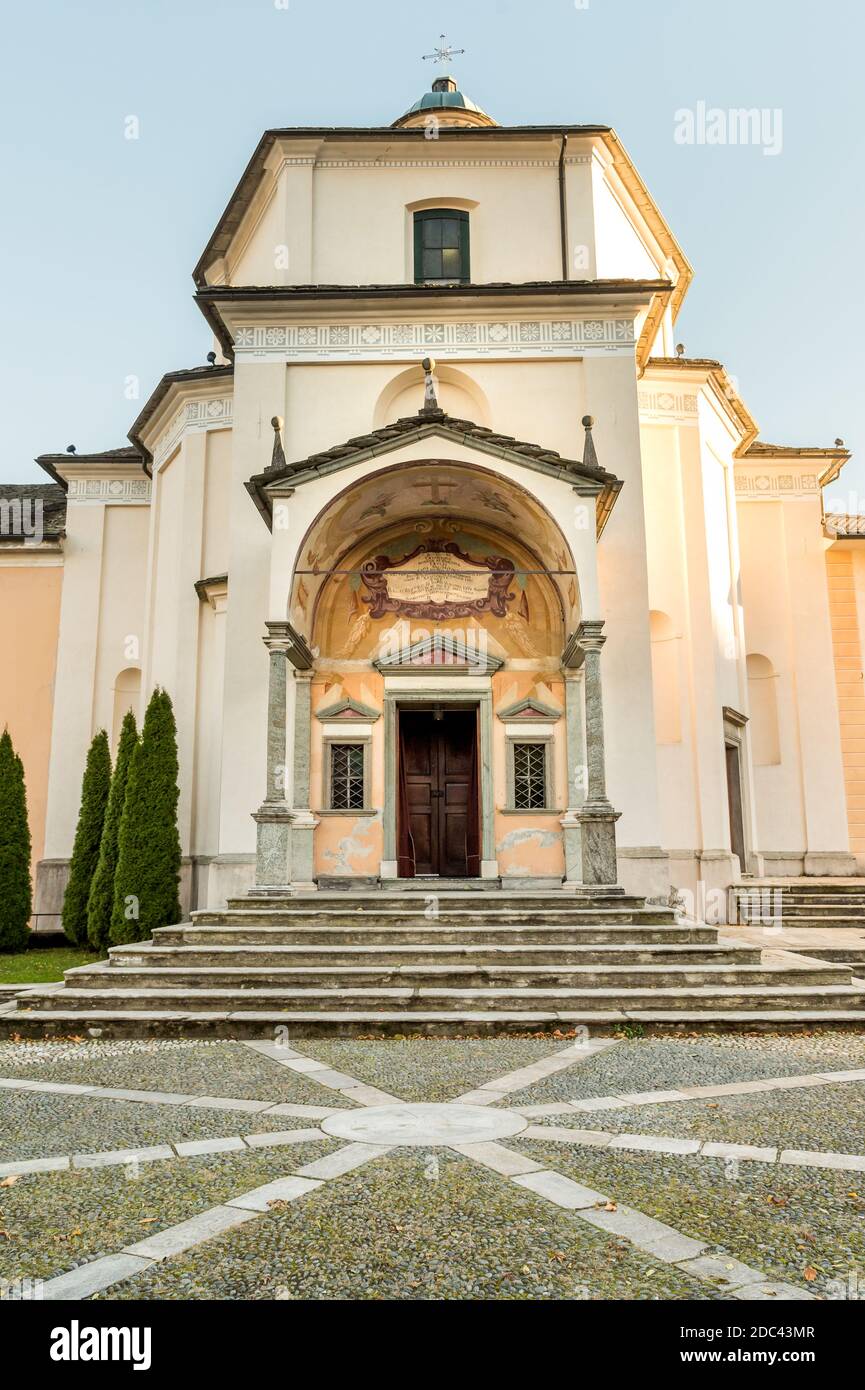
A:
[804,1267,818,1282]
[0,1177,18,1188]
[138,1218,159,1225]
[549,1250,567,1263]
[0,1230,14,1240]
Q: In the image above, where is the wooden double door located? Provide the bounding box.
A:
[398,708,479,877]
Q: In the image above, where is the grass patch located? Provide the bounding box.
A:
[0,947,102,984]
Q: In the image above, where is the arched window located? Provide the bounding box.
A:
[747,653,781,765]
[413,208,470,285]
[111,668,141,751]
[650,610,681,744]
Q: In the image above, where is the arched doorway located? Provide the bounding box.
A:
[290,460,579,883]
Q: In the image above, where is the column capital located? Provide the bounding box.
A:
[562,619,606,668]
[263,619,314,668]
[576,618,606,654]
[263,620,293,655]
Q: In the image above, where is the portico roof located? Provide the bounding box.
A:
[245,407,623,537]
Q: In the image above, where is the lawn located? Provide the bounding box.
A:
[0,946,103,984]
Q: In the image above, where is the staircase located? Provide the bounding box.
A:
[4,889,865,1037]
[732,880,865,930]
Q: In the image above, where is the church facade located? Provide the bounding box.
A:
[4,73,863,928]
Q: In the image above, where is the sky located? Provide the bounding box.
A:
[1,0,863,504]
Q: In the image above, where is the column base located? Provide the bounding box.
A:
[252,803,292,888]
[576,800,621,886]
[560,809,583,883]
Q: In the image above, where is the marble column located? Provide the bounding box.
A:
[288,669,318,890]
[561,670,586,882]
[574,620,621,887]
[252,623,293,889]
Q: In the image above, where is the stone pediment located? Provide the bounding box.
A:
[373,632,504,675]
[496,696,561,722]
[246,408,622,539]
[315,698,380,723]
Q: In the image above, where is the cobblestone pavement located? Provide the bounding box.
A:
[1,1032,863,1301]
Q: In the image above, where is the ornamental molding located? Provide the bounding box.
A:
[67,477,151,505]
[234,316,635,363]
[734,471,820,499]
[152,395,234,468]
[312,156,593,170]
[637,387,699,422]
[361,539,516,623]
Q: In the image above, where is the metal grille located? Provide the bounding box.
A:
[513,742,547,810]
[330,743,365,810]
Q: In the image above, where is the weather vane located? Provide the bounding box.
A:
[423,34,465,69]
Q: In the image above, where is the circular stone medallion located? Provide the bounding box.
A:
[321,1102,527,1147]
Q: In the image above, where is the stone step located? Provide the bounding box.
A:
[787,948,865,964]
[108,942,762,968]
[192,907,679,929]
[4,1007,865,1039]
[734,911,865,922]
[225,890,655,908]
[69,961,846,990]
[158,923,718,947]
[20,983,865,1012]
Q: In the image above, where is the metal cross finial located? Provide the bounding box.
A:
[423,34,465,68]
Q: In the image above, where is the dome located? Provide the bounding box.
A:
[392,74,497,129]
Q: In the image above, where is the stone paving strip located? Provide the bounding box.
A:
[37,1139,389,1301]
[515,1124,865,1173]
[0,1126,330,1179]
[450,1145,813,1301]
[0,1075,339,1121]
[241,1040,401,1106]
[452,1037,620,1106]
[512,1066,865,1119]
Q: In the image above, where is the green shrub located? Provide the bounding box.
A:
[86,710,138,952]
[0,729,32,952]
[111,689,181,944]
[62,730,111,945]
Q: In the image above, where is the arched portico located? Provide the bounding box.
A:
[245,405,622,891]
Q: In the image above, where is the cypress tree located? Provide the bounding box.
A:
[62,730,111,945]
[110,689,181,944]
[0,729,32,952]
[86,710,138,953]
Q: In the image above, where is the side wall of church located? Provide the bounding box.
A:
[639,372,751,901]
[38,483,150,925]
[736,470,851,873]
[0,554,63,893]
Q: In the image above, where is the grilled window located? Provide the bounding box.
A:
[413,209,470,284]
[329,743,365,810]
[513,742,547,810]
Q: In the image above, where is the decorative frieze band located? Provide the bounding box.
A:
[234,317,636,363]
[311,156,593,170]
[637,387,699,422]
[152,396,234,468]
[67,477,151,504]
[734,471,820,498]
